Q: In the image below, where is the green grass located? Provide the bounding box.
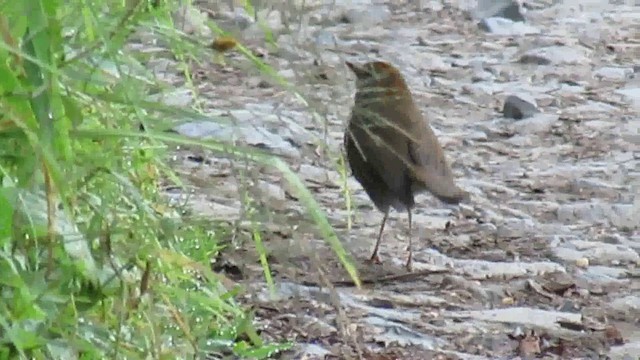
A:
[0,0,360,358]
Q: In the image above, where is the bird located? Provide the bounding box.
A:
[344,60,469,271]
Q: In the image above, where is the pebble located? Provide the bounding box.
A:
[502,94,539,119]
[475,0,525,22]
[509,114,559,134]
[593,66,633,81]
[615,87,640,109]
[479,17,540,35]
[340,5,390,25]
[518,46,590,65]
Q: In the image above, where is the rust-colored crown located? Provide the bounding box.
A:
[347,61,410,101]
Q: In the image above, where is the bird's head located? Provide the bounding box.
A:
[346,61,411,103]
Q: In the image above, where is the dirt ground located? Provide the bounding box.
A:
[159,0,640,358]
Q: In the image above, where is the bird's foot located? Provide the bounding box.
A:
[405,252,413,272]
[365,254,383,265]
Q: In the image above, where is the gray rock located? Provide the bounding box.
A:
[340,5,390,25]
[446,307,581,331]
[471,69,494,82]
[609,343,640,360]
[217,7,254,31]
[314,30,337,48]
[256,180,286,205]
[172,4,212,37]
[552,246,589,264]
[417,0,444,11]
[557,202,640,230]
[496,218,537,238]
[173,121,301,158]
[518,46,590,65]
[509,114,559,134]
[293,344,331,357]
[367,316,447,349]
[565,101,618,119]
[475,0,525,22]
[503,94,539,119]
[148,88,194,107]
[479,17,540,35]
[256,8,285,31]
[594,66,634,81]
[622,119,640,145]
[518,53,551,65]
[467,131,489,141]
[553,238,640,265]
[507,200,559,215]
[615,87,640,109]
[578,266,630,287]
[609,295,640,313]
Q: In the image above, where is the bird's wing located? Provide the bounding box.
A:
[406,113,469,204]
[346,117,411,199]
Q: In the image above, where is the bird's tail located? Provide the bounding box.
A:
[412,167,470,204]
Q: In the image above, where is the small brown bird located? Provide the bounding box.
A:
[344,61,469,271]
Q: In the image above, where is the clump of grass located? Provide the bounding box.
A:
[0,0,360,358]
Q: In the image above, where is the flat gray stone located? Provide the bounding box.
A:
[610,295,640,313]
[509,113,559,134]
[519,46,590,65]
[616,87,640,109]
[557,203,640,230]
[503,94,539,119]
[479,17,540,35]
[594,66,633,81]
[475,0,525,22]
[446,307,582,330]
[553,239,640,265]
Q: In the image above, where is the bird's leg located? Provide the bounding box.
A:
[367,210,388,264]
[405,209,413,272]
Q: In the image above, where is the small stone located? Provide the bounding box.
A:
[257,8,284,31]
[518,46,590,65]
[576,288,590,297]
[510,114,559,134]
[475,0,525,22]
[172,4,212,37]
[518,53,551,65]
[610,295,640,313]
[558,300,581,312]
[225,7,254,30]
[468,131,489,141]
[314,30,337,48]
[615,87,640,109]
[502,296,515,305]
[575,258,589,268]
[340,5,390,25]
[593,66,633,81]
[417,0,444,11]
[278,68,296,79]
[479,17,540,35]
[503,94,539,120]
[149,88,194,107]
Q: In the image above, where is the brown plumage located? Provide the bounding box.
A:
[344,61,469,271]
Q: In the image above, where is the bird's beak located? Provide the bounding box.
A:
[346,61,367,78]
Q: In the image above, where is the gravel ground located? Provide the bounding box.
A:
[153,0,639,358]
